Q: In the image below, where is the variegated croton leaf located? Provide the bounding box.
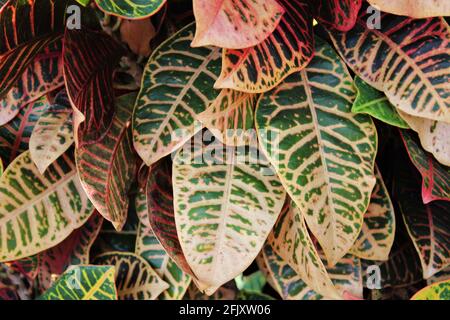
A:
[0,40,64,126]
[350,166,395,261]
[367,0,450,18]
[0,0,70,99]
[133,23,221,166]
[396,163,450,278]
[173,134,286,294]
[76,93,138,230]
[215,0,314,93]
[38,265,117,300]
[411,280,450,300]
[352,77,409,129]
[256,37,377,265]
[0,97,48,166]
[36,212,103,292]
[191,0,284,49]
[197,89,257,146]
[312,0,362,31]
[0,150,94,262]
[29,90,74,174]
[93,252,169,300]
[95,0,166,19]
[328,9,450,123]
[136,223,192,300]
[401,130,450,203]
[63,29,125,146]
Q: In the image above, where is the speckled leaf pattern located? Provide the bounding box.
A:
[95,0,166,19]
[398,111,450,166]
[367,0,450,18]
[396,162,450,278]
[93,252,169,300]
[352,77,409,129]
[269,201,340,299]
[401,130,450,203]
[0,40,63,126]
[313,0,361,31]
[197,89,257,146]
[136,223,192,300]
[38,265,117,300]
[350,166,395,261]
[0,97,47,166]
[36,212,103,292]
[0,151,94,262]
[30,91,73,174]
[258,244,323,300]
[133,23,221,166]
[411,280,450,300]
[216,0,314,93]
[256,37,377,265]
[328,11,450,123]
[191,0,284,49]
[173,136,286,293]
[76,93,138,230]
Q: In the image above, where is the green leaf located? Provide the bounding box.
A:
[401,130,450,203]
[411,280,450,300]
[38,265,117,300]
[29,91,73,174]
[352,77,409,129]
[0,150,94,262]
[235,271,266,293]
[173,135,286,294]
[75,0,91,6]
[93,252,169,300]
[0,97,48,166]
[76,93,138,230]
[135,223,192,300]
[133,22,221,166]
[95,0,166,19]
[350,166,395,261]
[256,37,377,265]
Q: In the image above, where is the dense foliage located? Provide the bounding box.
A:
[0,0,449,300]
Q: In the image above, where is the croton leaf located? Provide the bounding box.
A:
[312,0,361,31]
[0,40,64,126]
[63,29,125,145]
[0,150,94,262]
[29,91,73,174]
[133,23,221,166]
[0,97,48,167]
[76,93,138,230]
[215,0,314,93]
[411,280,450,300]
[352,77,409,129]
[95,0,166,19]
[36,212,103,292]
[328,10,450,123]
[0,262,32,300]
[401,130,450,203]
[397,169,450,278]
[256,37,377,265]
[197,89,257,146]
[144,158,194,276]
[173,136,286,294]
[186,281,238,300]
[93,252,169,300]
[0,0,70,98]
[38,265,117,300]
[367,0,450,18]
[269,201,340,299]
[136,223,192,300]
[257,244,323,300]
[191,0,284,49]
[350,166,395,261]
[398,111,450,167]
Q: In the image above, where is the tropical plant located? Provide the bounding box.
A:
[0,0,449,301]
